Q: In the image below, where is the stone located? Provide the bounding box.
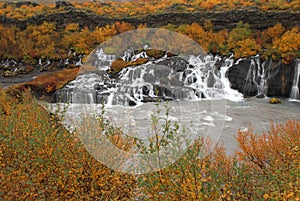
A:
[256,94,266,98]
[156,57,189,72]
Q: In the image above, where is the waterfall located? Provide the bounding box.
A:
[220,57,244,101]
[243,56,271,97]
[290,59,300,100]
[187,55,243,101]
[53,49,244,106]
[243,57,259,96]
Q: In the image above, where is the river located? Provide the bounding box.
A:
[47,97,300,157]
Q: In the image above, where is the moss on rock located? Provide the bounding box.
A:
[269,97,282,104]
[110,57,149,73]
[146,49,166,59]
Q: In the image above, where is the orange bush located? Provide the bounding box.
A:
[236,120,300,199]
[13,68,79,97]
[0,90,136,200]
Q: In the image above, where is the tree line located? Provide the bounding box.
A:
[0,21,299,65]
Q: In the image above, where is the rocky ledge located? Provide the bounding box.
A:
[228,57,300,98]
[1,7,300,31]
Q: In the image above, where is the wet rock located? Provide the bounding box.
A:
[256,94,266,98]
[143,73,156,83]
[267,61,295,97]
[94,83,108,92]
[170,74,183,87]
[156,57,189,72]
[153,65,173,79]
[207,72,216,88]
[228,58,258,97]
[142,85,175,102]
[228,58,297,98]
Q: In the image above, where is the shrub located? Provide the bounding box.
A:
[139,115,300,200]
[1,89,299,200]
[0,90,136,200]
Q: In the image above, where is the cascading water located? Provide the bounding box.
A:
[54,48,243,106]
[290,59,300,100]
[220,57,244,101]
[243,56,271,97]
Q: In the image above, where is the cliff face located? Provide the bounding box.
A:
[1,8,300,31]
[228,58,300,98]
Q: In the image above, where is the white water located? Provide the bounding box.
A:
[47,50,300,160]
[243,56,272,97]
[186,55,243,101]
[290,59,300,100]
[55,51,244,106]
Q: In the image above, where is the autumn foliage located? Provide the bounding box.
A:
[0,89,299,200]
[0,21,299,65]
[236,120,300,199]
[138,120,300,200]
[17,68,79,94]
[0,90,136,200]
[0,0,299,66]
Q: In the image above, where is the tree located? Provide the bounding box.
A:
[273,27,300,63]
[0,25,22,60]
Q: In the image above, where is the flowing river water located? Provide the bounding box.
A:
[47,97,300,156]
[47,48,300,160]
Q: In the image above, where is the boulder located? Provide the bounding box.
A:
[156,57,189,72]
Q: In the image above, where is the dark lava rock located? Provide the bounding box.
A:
[228,58,298,98]
[267,61,295,97]
[156,57,189,72]
[228,58,258,97]
[55,1,74,9]
[256,94,266,98]
[2,8,300,32]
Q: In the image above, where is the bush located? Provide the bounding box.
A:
[0,89,136,200]
[1,90,299,200]
[138,116,300,200]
